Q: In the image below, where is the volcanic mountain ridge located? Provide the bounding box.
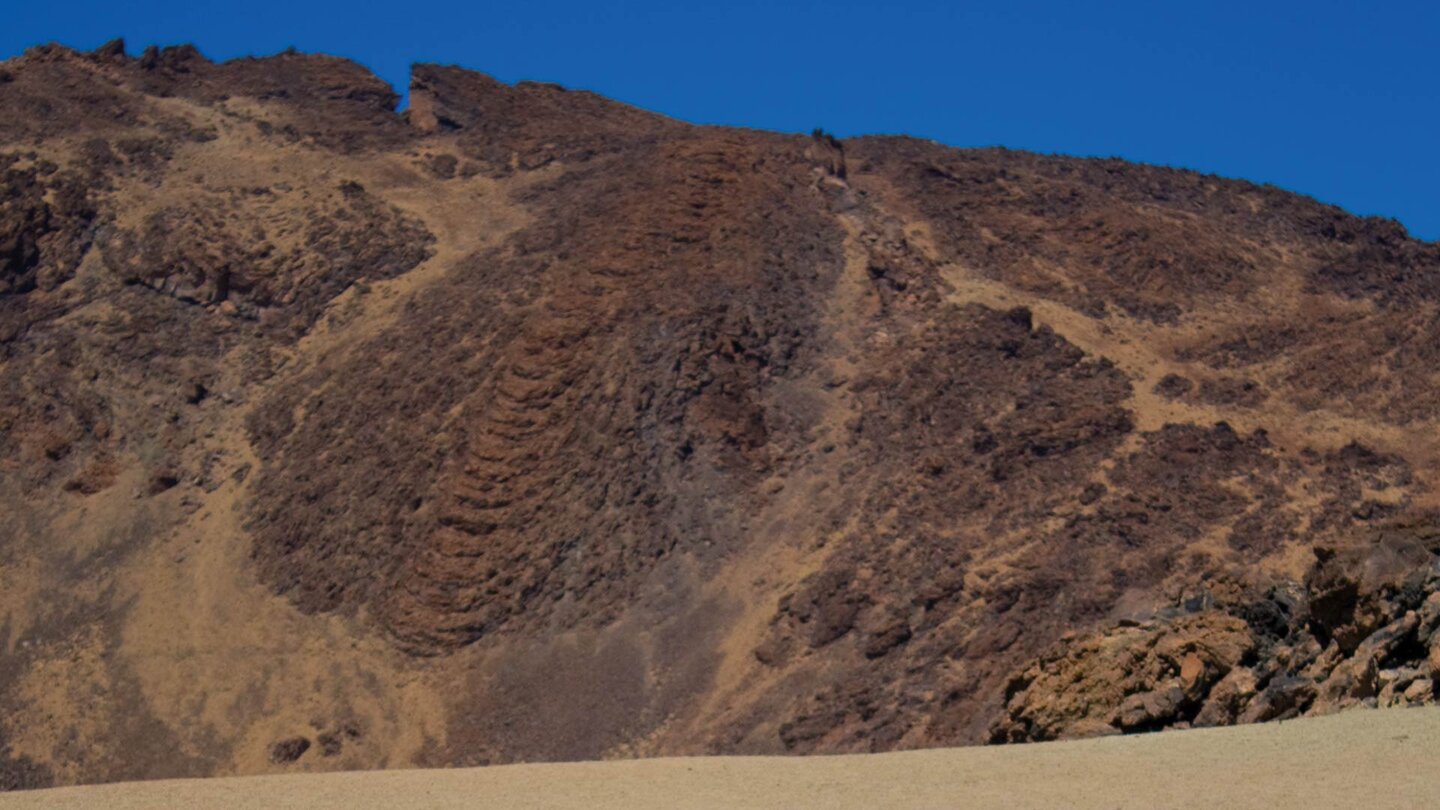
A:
[3,40,1440,789]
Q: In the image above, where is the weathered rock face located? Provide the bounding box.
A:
[98,181,432,328]
[992,523,1440,741]
[992,612,1256,741]
[3,40,1440,789]
[0,154,95,302]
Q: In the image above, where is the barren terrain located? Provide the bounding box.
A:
[7,708,1440,808]
[3,40,1440,790]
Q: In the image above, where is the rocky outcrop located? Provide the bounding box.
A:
[0,153,95,303]
[97,181,432,329]
[992,523,1440,742]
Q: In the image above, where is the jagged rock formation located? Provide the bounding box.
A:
[3,39,1440,789]
[992,523,1440,741]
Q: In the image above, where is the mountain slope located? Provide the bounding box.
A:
[2,41,1440,788]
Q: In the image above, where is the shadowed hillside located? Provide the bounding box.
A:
[3,40,1440,789]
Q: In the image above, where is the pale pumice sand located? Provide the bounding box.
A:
[6,707,1438,809]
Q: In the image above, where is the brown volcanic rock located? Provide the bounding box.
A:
[97,179,433,328]
[5,42,1440,788]
[992,612,1255,741]
[993,523,1440,741]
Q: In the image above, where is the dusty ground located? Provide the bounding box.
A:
[5,707,1439,809]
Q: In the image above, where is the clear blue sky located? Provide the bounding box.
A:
[5,1,1437,240]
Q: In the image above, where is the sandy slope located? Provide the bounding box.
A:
[6,708,1438,809]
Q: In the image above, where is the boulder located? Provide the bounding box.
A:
[1118,684,1187,731]
[1237,676,1316,724]
[1193,666,1258,727]
[1403,678,1434,704]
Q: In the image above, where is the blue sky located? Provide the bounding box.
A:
[5,1,1437,240]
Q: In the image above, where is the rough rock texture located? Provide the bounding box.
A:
[992,523,1440,740]
[4,40,1440,789]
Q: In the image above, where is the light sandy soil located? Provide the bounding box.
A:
[6,707,1438,809]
